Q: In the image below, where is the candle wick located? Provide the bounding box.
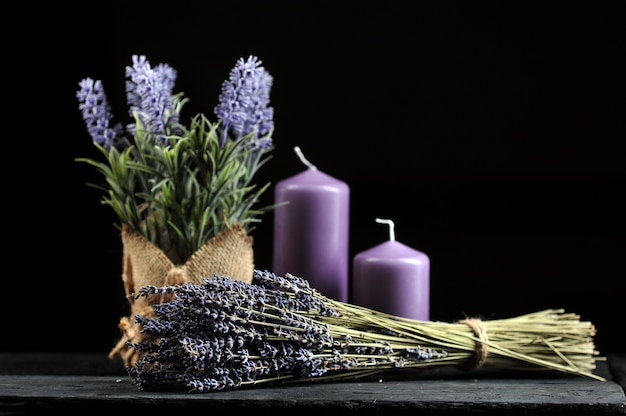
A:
[375,218,395,241]
[294,146,318,170]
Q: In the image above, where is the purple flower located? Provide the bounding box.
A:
[214,55,274,147]
[125,54,181,143]
[126,271,447,393]
[77,55,277,264]
[76,78,124,149]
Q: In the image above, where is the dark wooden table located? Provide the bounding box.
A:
[1,352,624,415]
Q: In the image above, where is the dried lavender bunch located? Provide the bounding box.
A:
[126,270,604,393]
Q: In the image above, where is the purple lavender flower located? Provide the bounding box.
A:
[214,55,274,147]
[77,55,276,265]
[76,78,125,149]
[125,54,181,143]
[126,270,447,393]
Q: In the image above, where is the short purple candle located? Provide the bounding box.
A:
[352,218,430,320]
[273,147,350,302]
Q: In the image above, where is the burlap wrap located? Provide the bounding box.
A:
[109,223,254,367]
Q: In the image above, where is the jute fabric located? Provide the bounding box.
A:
[109,223,254,366]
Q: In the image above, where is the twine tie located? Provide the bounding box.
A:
[459,318,489,370]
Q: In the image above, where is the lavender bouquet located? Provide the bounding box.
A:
[126,270,605,393]
[76,55,276,365]
[76,54,274,264]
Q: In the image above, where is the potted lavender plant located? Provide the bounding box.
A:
[76,54,275,366]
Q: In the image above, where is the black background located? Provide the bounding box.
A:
[4,2,624,355]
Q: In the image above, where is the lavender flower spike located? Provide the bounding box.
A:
[76,78,124,149]
[125,54,180,143]
[214,55,274,147]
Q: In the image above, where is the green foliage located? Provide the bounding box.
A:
[77,113,274,263]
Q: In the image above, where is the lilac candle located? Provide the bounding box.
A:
[273,146,350,302]
[353,218,430,320]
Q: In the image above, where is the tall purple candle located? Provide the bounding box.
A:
[273,146,350,302]
[352,218,430,320]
